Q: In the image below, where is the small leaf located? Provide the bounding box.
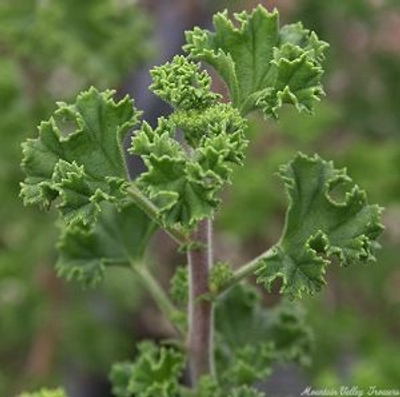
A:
[57,202,155,287]
[21,87,140,225]
[209,262,233,294]
[109,341,185,397]
[170,266,189,304]
[256,153,384,298]
[150,55,221,111]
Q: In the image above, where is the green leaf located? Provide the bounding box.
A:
[21,87,140,225]
[170,266,189,304]
[57,202,155,287]
[172,103,248,152]
[150,55,221,111]
[17,389,67,397]
[181,376,222,397]
[110,341,185,397]
[209,262,233,294]
[138,154,219,227]
[130,105,247,228]
[256,153,384,298]
[215,284,313,387]
[184,5,328,117]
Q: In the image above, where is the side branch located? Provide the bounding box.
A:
[213,248,275,297]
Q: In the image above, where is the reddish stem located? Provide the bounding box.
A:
[187,218,214,385]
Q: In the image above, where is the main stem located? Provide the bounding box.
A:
[187,218,214,386]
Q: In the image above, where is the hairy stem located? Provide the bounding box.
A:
[127,185,188,245]
[213,247,275,298]
[131,262,185,337]
[187,218,215,385]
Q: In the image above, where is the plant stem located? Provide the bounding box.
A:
[213,247,275,298]
[187,218,215,385]
[127,185,188,245]
[131,262,185,337]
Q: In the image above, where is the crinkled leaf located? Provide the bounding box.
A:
[184,5,328,117]
[138,155,219,227]
[172,103,248,152]
[21,87,140,225]
[150,55,220,111]
[57,202,155,286]
[18,389,67,397]
[130,105,247,228]
[256,153,384,298]
[109,341,185,397]
[215,284,313,387]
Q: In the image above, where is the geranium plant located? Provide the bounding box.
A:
[19,5,383,397]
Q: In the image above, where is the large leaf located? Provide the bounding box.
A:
[56,202,155,287]
[184,5,328,117]
[256,153,384,297]
[21,87,140,225]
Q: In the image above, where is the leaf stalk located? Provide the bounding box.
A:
[131,262,185,337]
[127,185,189,245]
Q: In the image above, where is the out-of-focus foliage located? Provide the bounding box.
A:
[0,0,151,394]
[18,388,67,397]
[215,284,313,387]
[0,0,151,87]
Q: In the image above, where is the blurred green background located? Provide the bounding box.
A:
[0,0,399,396]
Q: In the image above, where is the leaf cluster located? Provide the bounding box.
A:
[20,88,156,285]
[19,4,336,285]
